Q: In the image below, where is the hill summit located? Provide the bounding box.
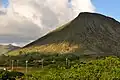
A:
[10,12,120,56]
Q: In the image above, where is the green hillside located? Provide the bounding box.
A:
[9,12,120,57]
[0,44,20,55]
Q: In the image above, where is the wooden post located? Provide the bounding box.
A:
[26,60,28,74]
[42,59,44,68]
[11,60,14,71]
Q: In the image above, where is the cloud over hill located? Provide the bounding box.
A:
[0,0,95,46]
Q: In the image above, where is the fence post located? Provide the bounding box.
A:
[66,58,68,67]
[26,60,28,74]
[17,60,19,68]
[42,59,44,68]
[11,60,14,71]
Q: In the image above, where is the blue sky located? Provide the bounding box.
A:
[1,0,9,8]
[92,0,120,21]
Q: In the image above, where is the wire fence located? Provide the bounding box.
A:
[0,57,72,73]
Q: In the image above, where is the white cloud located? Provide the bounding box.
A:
[0,0,95,46]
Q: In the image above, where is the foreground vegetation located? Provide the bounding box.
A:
[25,56,120,80]
[0,52,120,80]
[1,54,120,80]
[0,70,24,80]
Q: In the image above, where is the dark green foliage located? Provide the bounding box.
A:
[26,56,120,80]
[0,53,120,80]
[0,70,24,80]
